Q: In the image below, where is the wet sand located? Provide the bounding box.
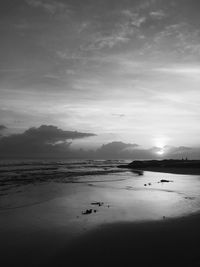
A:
[1,171,200,266]
[1,214,200,266]
[135,167,200,175]
[57,214,200,267]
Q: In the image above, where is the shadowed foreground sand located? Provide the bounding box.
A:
[2,214,200,267]
[54,214,200,267]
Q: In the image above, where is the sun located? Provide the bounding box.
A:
[157,149,165,155]
[154,137,167,148]
[153,136,169,156]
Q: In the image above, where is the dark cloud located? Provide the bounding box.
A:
[0,129,199,159]
[75,142,197,160]
[96,142,139,158]
[0,125,7,131]
[0,124,7,137]
[23,125,95,142]
[0,125,95,157]
[93,142,200,160]
[94,143,200,160]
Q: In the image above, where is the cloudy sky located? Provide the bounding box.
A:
[1,0,200,157]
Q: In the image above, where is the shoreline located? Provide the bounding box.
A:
[137,167,200,175]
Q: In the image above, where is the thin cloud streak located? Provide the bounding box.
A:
[25,0,71,15]
[155,66,200,75]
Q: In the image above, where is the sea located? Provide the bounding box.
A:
[0,159,129,196]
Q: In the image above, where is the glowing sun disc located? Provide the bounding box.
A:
[157,150,164,155]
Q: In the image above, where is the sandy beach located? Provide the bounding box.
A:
[58,213,200,267]
[1,213,200,266]
[1,167,200,267]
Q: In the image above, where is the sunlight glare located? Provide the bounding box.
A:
[157,149,165,155]
[154,136,169,148]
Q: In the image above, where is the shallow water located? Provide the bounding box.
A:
[0,159,127,196]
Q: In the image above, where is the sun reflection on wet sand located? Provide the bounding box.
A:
[1,171,200,239]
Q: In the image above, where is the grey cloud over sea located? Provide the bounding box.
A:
[0,126,199,159]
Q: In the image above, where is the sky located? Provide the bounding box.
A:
[1,0,200,158]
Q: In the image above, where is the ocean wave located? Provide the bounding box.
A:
[0,159,129,195]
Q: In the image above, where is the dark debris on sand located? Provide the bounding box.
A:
[82,202,110,215]
[159,179,173,183]
[91,201,104,207]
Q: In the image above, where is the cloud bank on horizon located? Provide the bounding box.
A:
[0,125,199,159]
[0,125,95,156]
[1,0,200,152]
